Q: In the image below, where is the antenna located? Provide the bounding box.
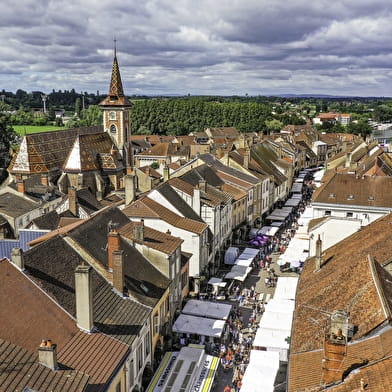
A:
[113,35,117,57]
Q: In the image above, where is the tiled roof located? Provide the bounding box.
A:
[67,207,171,308]
[221,183,247,201]
[9,126,103,174]
[137,142,180,157]
[31,210,60,230]
[64,133,123,172]
[198,153,259,185]
[214,170,254,190]
[119,221,183,255]
[292,214,392,353]
[206,127,240,137]
[0,338,89,392]
[180,163,225,188]
[288,327,392,391]
[312,173,392,208]
[23,234,150,346]
[124,197,208,235]
[0,192,38,218]
[58,330,129,391]
[0,258,79,352]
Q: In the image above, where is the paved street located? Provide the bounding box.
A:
[213,248,298,392]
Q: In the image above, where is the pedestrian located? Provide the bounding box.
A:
[224,385,231,392]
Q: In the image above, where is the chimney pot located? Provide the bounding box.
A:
[107,230,121,271]
[124,174,136,205]
[38,340,58,370]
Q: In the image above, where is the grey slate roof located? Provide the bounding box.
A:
[0,192,38,218]
[198,153,260,184]
[31,210,60,230]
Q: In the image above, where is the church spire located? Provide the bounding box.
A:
[109,39,125,99]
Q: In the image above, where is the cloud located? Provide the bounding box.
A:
[0,0,392,96]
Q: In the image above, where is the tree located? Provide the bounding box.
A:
[265,119,283,133]
[0,104,19,168]
[75,97,82,117]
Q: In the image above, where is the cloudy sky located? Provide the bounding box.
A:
[1,0,392,96]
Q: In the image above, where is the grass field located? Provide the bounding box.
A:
[13,125,63,135]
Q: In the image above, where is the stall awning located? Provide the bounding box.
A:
[182,299,232,320]
[291,183,303,193]
[284,198,301,207]
[240,350,280,392]
[224,265,252,281]
[258,226,279,236]
[172,314,226,338]
[270,221,284,228]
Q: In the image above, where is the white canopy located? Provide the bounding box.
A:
[258,226,279,236]
[291,183,303,193]
[172,314,226,338]
[252,328,290,361]
[264,298,295,314]
[291,193,302,199]
[235,248,260,267]
[274,277,298,300]
[270,221,284,227]
[182,299,232,320]
[284,198,301,207]
[224,265,252,281]
[259,311,293,332]
[240,350,280,392]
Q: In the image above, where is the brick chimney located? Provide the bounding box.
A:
[163,164,170,182]
[133,220,144,241]
[124,174,136,205]
[198,179,207,193]
[16,178,25,193]
[11,248,24,271]
[75,264,93,332]
[244,147,250,169]
[112,250,125,295]
[315,235,322,271]
[38,339,58,370]
[68,187,77,216]
[107,229,121,271]
[41,174,49,186]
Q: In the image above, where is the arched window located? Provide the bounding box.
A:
[110,124,117,134]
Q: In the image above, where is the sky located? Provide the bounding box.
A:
[1,0,392,97]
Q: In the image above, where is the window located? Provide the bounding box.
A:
[324,210,331,216]
[116,382,121,392]
[346,212,353,218]
[109,111,117,120]
[145,331,150,356]
[153,314,159,335]
[137,344,143,370]
[110,124,117,134]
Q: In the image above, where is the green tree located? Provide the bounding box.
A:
[0,104,19,167]
[265,119,284,133]
[75,97,82,117]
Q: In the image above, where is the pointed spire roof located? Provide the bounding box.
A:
[99,42,131,107]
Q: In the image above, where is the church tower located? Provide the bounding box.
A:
[99,42,132,171]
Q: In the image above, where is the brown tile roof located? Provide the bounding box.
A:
[221,183,247,201]
[292,216,392,354]
[119,221,183,254]
[123,197,207,234]
[167,177,195,196]
[0,258,78,352]
[0,338,89,392]
[312,173,392,208]
[137,142,179,157]
[288,327,392,391]
[58,331,128,391]
[214,170,254,190]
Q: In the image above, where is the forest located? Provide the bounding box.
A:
[1,89,391,136]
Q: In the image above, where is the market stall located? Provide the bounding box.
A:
[172,314,226,339]
[182,299,232,320]
[224,264,252,281]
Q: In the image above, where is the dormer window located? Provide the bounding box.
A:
[368,195,375,201]
[328,193,335,199]
[347,195,354,200]
[109,111,116,120]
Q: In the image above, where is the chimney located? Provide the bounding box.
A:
[315,235,322,271]
[146,167,151,177]
[16,178,25,193]
[41,174,49,186]
[244,147,250,169]
[345,152,352,168]
[192,187,201,215]
[166,229,171,235]
[107,229,121,271]
[11,248,24,271]
[68,187,77,216]
[163,164,170,182]
[198,179,207,193]
[38,339,58,370]
[133,220,144,241]
[124,174,136,205]
[112,250,125,295]
[75,264,94,332]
